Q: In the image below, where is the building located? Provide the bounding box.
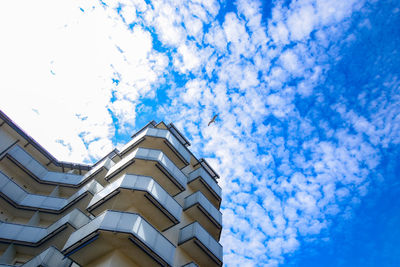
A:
[0,110,222,267]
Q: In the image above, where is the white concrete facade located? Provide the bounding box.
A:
[0,110,222,267]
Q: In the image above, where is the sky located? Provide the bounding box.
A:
[0,0,399,266]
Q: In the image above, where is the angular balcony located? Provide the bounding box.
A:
[188,167,222,208]
[106,147,187,196]
[166,123,191,147]
[0,113,92,175]
[87,174,182,231]
[0,171,103,214]
[181,262,199,267]
[63,210,175,267]
[184,191,222,240]
[120,127,191,169]
[22,246,78,267]
[0,209,90,247]
[178,222,222,267]
[0,156,64,198]
[5,145,113,187]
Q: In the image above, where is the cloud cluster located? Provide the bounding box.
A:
[0,0,167,161]
[139,0,393,265]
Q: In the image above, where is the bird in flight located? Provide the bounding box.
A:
[208,114,218,126]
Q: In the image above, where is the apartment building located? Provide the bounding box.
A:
[0,110,222,267]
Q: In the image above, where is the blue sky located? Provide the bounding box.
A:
[1,0,400,266]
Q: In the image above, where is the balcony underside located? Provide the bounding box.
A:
[0,156,62,197]
[184,204,222,241]
[108,159,185,196]
[0,190,91,219]
[3,146,110,187]
[0,189,93,231]
[0,209,89,247]
[187,178,221,209]
[63,211,175,266]
[22,246,77,267]
[88,189,179,231]
[0,224,76,257]
[65,231,168,267]
[120,136,189,169]
[179,238,222,267]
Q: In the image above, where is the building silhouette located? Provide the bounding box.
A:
[0,110,222,266]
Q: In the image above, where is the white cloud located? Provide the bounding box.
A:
[287,4,316,41]
[159,0,389,265]
[0,0,167,162]
[205,23,228,52]
[280,50,301,74]
[109,99,136,128]
[174,43,202,73]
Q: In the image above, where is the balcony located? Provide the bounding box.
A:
[106,147,187,196]
[5,145,113,186]
[0,156,63,198]
[178,222,222,267]
[0,171,103,214]
[63,210,175,267]
[184,191,222,240]
[188,168,222,208]
[120,127,191,169]
[181,262,199,267]
[0,209,90,246]
[87,174,182,231]
[0,113,92,175]
[22,246,78,267]
[166,123,191,147]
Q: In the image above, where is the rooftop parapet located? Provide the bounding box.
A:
[167,123,191,147]
[122,127,191,165]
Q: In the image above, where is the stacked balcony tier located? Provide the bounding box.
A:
[106,147,187,196]
[179,222,223,267]
[88,174,182,231]
[0,113,223,267]
[63,210,175,266]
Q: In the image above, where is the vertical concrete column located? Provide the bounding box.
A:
[27,211,40,226]
[0,243,15,264]
[50,185,60,197]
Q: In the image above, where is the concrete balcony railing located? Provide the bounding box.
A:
[188,167,222,208]
[178,222,223,267]
[106,147,187,195]
[63,210,175,266]
[167,123,191,147]
[0,209,90,246]
[120,127,191,167]
[22,246,78,267]
[87,174,182,230]
[184,191,222,240]
[181,262,199,267]
[0,171,103,213]
[5,145,113,186]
